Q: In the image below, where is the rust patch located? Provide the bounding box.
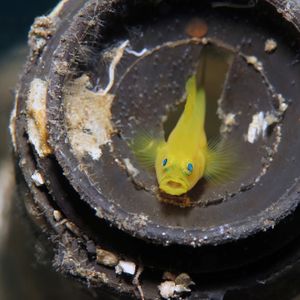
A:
[185,18,208,38]
[27,78,53,157]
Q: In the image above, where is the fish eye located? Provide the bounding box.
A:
[187,163,193,173]
[162,158,168,167]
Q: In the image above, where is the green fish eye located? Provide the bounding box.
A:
[187,163,193,173]
[162,158,168,167]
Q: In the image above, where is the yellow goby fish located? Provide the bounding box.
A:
[131,74,235,196]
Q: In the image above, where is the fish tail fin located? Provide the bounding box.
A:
[204,137,241,184]
[129,129,164,169]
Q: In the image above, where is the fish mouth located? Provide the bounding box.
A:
[160,178,188,196]
[167,181,183,189]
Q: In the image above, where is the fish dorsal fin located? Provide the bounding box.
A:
[181,74,206,128]
[183,45,207,126]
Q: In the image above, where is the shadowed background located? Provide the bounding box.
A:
[0,1,109,300]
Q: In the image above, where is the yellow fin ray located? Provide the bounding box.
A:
[204,137,240,184]
[129,129,165,169]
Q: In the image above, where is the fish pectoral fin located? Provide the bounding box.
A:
[129,129,164,169]
[204,137,240,184]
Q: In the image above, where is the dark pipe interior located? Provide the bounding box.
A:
[65,0,300,234]
[47,0,300,247]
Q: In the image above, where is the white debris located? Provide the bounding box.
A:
[64,75,114,160]
[158,281,191,299]
[125,47,148,57]
[264,39,277,53]
[246,110,281,144]
[246,55,258,65]
[245,55,263,71]
[98,40,129,96]
[246,94,288,144]
[31,170,45,186]
[115,260,136,276]
[123,158,140,177]
[158,281,176,299]
[224,113,237,126]
[277,94,288,112]
[265,112,279,126]
[247,112,268,144]
[27,78,53,157]
[158,273,194,299]
[201,37,208,45]
[53,210,63,222]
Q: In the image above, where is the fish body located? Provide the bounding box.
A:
[155,75,207,195]
[131,74,236,196]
